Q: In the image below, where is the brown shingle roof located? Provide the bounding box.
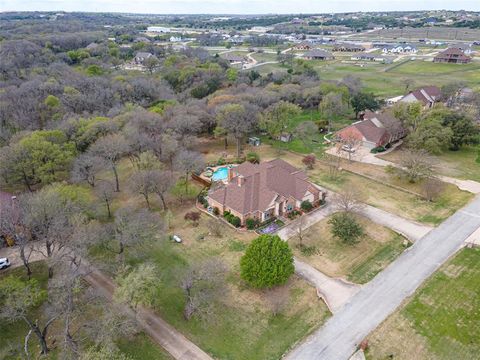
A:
[208,159,318,215]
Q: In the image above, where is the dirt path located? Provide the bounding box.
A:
[0,245,213,360]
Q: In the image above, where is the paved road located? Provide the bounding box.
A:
[294,259,361,313]
[360,206,432,242]
[285,195,480,360]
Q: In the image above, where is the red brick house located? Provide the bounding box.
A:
[207,159,325,225]
[335,110,405,149]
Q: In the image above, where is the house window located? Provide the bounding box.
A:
[264,212,270,220]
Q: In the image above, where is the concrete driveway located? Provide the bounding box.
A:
[285,195,480,360]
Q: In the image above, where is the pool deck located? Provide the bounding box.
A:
[198,164,237,184]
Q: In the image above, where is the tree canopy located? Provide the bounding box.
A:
[240,235,294,288]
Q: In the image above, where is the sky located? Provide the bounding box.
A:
[1,0,480,14]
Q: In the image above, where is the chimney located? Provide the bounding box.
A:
[237,175,245,187]
[228,168,235,182]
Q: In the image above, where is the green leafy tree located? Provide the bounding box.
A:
[115,264,158,310]
[0,130,75,190]
[328,212,364,245]
[240,235,294,288]
[0,277,51,355]
[319,92,348,132]
[351,92,381,119]
[407,116,453,154]
[259,101,301,139]
[392,101,423,131]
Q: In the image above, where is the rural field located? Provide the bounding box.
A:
[257,59,480,97]
[351,26,480,41]
[366,248,480,360]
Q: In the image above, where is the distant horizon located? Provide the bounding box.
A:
[2,0,480,15]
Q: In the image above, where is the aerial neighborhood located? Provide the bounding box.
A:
[1,7,480,360]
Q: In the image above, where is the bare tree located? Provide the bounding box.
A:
[422,177,445,202]
[174,150,205,194]
[399,149,435,183]
[265,286,290,316]
[337,128,361,162]
[71,153,106,187]
[128,170,157,209]
[151,170,174,211]
[332,187,365,214]
[19,186,76,278]
[181,259,227,321]
[89,134,129,192]
[109,207,162,261]
[0,201,33,278]
[324,152,342,180]
[206,218,223,237]
[95,181,115,218]
[296,215,306,247]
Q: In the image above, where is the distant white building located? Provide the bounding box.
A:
[147,26,171,33]
[382,44,418,54]
[170,36,183,42]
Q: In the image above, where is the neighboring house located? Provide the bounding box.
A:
[223,53,246,64]
[449,44,473,55]
[386,95,404,106]
[207,159,325,225]
[134,52,154,64]
[350,53,390,62]
[400,86,442,108]
[334,44,365,52]
[433,48,472,64]
[278,133,293,143]
[303,49,334,60]
[335,110,405,149]
[382,44,418,54]
[293,41,313,50]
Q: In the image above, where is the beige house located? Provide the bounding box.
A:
[207,159,325,225]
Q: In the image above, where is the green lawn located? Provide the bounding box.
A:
[308,162,473,226]
[124,238,329,360]
[367,248,480,359]
[260,110,351,157]
[380,145,480,182]
[291,215,408,284]
[254,58,480,97]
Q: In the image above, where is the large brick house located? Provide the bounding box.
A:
[433,47,472,64]
[207,159,325,225]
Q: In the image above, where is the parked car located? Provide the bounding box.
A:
[341,144,356,153]
[172,235,182,243]
[0,258,11,270]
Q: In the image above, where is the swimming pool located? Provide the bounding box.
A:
[212,167,229,181]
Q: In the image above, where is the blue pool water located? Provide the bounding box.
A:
[212,167,229,181]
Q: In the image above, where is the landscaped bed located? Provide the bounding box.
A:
[366,248,480,359]
[291,214,409,284]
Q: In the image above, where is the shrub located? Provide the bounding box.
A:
[370,146,386,154]
[213,207,220,216]
[230,216,241,228]
[217,157,226,166]
[301,200,313,212]
[246,218,257,230]
[223,210,231,217]
[184,211,201,226]
[240,234,294,288]
[246,152,260,164]
[328,212,364,245]
[302,154,316,169]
